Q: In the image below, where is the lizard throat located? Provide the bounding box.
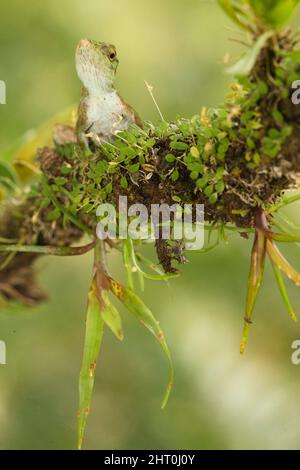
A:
[84,74,114,95]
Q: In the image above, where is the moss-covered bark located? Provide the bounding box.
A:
[0,29,300,301]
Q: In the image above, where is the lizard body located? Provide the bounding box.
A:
[75,39,142,147]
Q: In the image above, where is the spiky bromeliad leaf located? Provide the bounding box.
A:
[270,261,298,322]
[109,277,174,408]
[97,290,124,341]
[266,239,300,287]
[248,0,300,28]
[0,160,20,196]
[122,239,135,291]
[271,232,300,243]
[218,0,300,29]
[240,230,267,354]
[218,0,250,30]
[78,279,105,450]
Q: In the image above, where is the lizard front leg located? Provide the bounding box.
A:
[76,99,91,149]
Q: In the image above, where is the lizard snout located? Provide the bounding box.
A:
[77,38,92,49]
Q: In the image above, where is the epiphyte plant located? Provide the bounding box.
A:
[0,0,300,449]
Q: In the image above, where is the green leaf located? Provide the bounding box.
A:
[0,161,20,192]
[127,239,179,281]
[204,184,214,196]
[46,207,61,221]
[257,80,269,96]
[196,175,209,189]
[190,170,199,181]
[218,0,249,30]
[209,192,219,204]
[0,161,18,183]
[136,252,175,280]
[120,176,128,189]
[54,177,66,186]
[128,163,140,173]
[190,146,200,158]
[240,230,267,354]
[110,278,174,408]
[78,279,105,450]
[123,239,135,290]
[227,31,273,76]
[249,0,300,27]
[216,179,225,194]
[271,233,300,243]
[165,153,176,163]
[271,261,297,322]
[185,240,219,254]
[170,141,189,151]
[99,290,124,340]
[266,239,300,287]
[171,169,179,182]
[60,164,72,175]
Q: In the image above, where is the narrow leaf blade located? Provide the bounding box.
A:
[128,239,179,281]
[218,0,249,29]
[100,290,124,341]
[267,239,300,287]
[110,278,173,408]
[271,232,300,243]
[240,230,266,354]
[78,280,105,450]
[123,240,135,290]
[249,0,300,27]
[271,260,297,322]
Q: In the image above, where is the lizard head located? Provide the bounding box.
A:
[75,39,119,91]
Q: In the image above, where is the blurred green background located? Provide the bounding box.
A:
[1,0,300,450]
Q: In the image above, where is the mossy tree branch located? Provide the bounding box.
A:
[1,1,300,448]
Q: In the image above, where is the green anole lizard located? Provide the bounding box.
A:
[75,39,142,148]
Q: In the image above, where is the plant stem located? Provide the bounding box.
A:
[0,240,95,256]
